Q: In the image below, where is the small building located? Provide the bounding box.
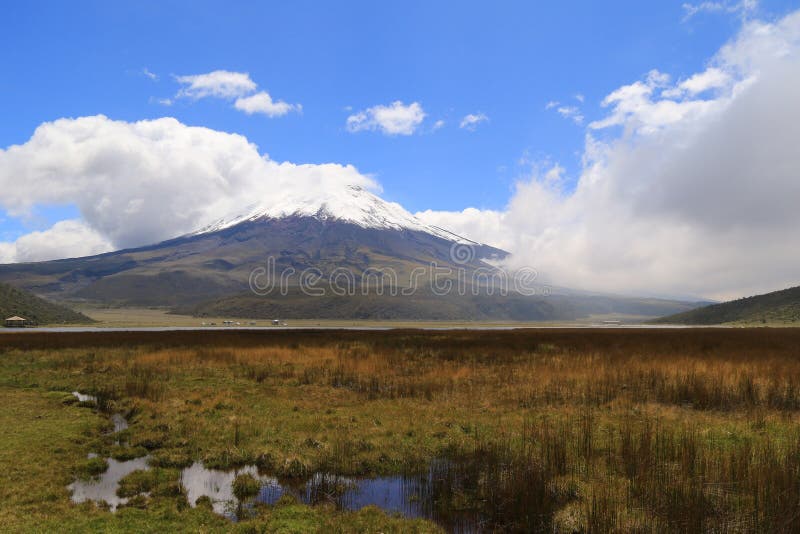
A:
[4,316,27,328]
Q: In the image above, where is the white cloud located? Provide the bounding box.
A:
[547,98,584,125]
[588,69,719,133]
[432,119,445,130]
[0,115,376,261]
[142,68,158,81]
[0,220,112,263]
[418,9,800,301]
[574,94,585,103]
[459,113,489,131]
[234,92,301,117]
[346,101,426,136]
[556,106,584,125]
[175,70,257,99]
[173,70,300,120]
[682,0,758,22]
[662,67,732,97]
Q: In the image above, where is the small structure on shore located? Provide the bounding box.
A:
[4,316,27,328]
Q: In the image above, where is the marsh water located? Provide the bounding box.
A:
[68,399,446,522]
[179,462,469,525]
[67,395,495,531]
[71,391,97,403]
[69,456,151,511]
[72,456,477,530]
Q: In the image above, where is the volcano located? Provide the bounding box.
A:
[0,186,701,320]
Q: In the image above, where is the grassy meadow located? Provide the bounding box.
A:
[1,328,800,532]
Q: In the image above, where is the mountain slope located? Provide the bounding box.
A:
[0,282,92,325]
[0,186,505,306]
[184,289,703,322]
[0,185,701,321]
[652,285,800,325]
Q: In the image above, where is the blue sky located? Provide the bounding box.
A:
[2,1,799,299]
[1,0,792,237]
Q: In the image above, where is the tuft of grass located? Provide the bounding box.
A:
[109,445,148,462]
[232,473,261,501]
[117,468,182,499]
[75,456,108,479]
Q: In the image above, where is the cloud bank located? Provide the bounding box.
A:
[0,115,374,263]
[418,10,800,301]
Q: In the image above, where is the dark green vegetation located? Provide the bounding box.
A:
[184,287,700,322]
[0,216,699,320]
[654,284,800,325]
[0,282,92,325]
[2,328,800,532]
[232,473,261,500]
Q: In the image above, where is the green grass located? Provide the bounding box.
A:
[0,282,93,325]
[0,385,441,532]
[653,284,800,325]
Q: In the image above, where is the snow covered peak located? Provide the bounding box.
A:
[190,184,480,244]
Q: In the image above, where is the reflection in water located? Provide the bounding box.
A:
[298,473,429,516]
[69,459,477,529]
[180,463,435,520]
[68,456,151,511]
[179,463,477,529]
[181,463,282,518]
[70,451,538,532]
[72,391,97,403]
[110,413,128,433]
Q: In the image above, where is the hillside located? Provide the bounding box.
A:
[183,288,702,322]
[652,285,800,325]
[0,283,93,325]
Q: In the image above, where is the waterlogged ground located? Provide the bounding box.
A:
[2,329,800,532]
[0,388,438,532]
[65,401,468,526]
[71,454,470,526]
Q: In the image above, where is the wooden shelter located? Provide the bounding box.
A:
[4,316,27,327]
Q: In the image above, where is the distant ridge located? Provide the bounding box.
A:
[652,285,800,325]
[0,282,93,325]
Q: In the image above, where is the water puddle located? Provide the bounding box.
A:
[180,463,441,520]
[72,391,128,435]
[110,413,129,433]
[65,395,526,530]
[69,459,452,523]
[68,456,151,511]
[72,391,97,403]
[181,463,280,517]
